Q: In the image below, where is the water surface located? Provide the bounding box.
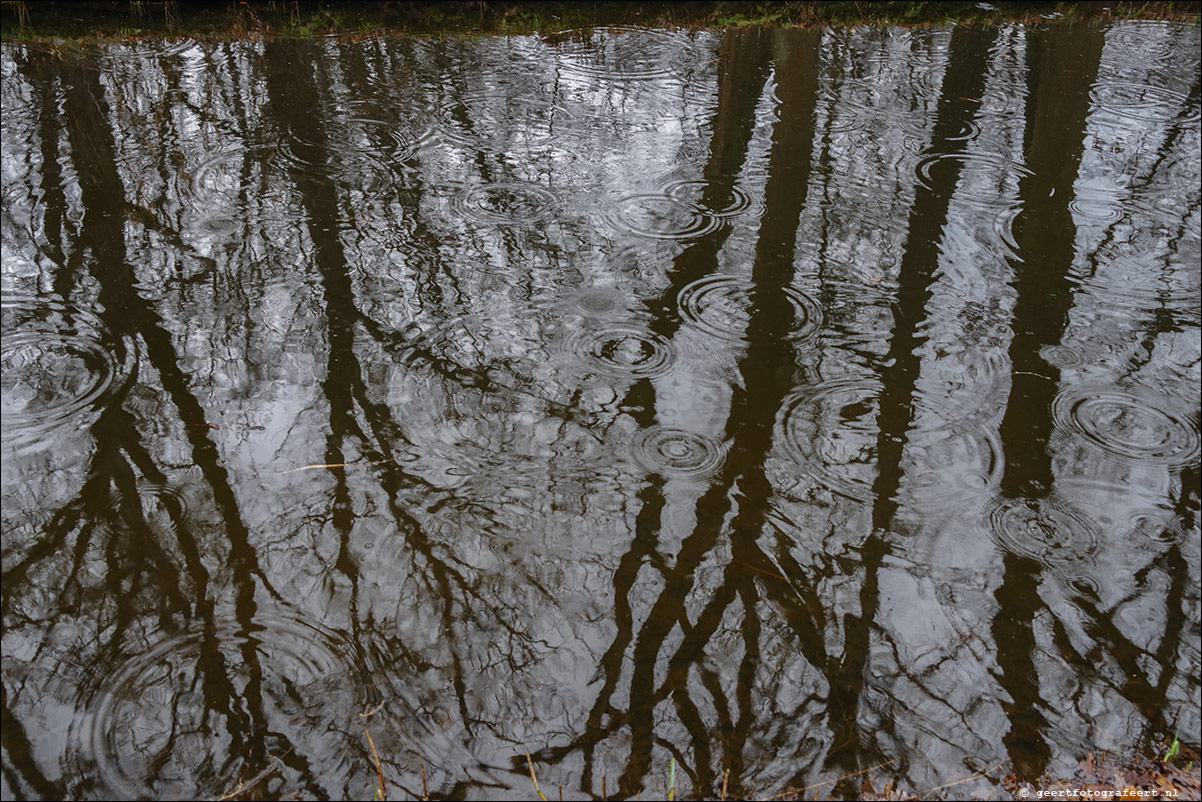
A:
[1,19,1199,801]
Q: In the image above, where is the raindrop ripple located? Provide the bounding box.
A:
[1052,386,1200,468]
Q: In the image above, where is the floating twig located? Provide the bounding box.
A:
[216,748,293,800]
[359,700,386,718]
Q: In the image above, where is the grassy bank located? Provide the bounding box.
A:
[2,0,1200,41]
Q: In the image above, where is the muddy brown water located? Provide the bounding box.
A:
[1,19,1199,801]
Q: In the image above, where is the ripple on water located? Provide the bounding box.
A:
[1,295,136,450]
[1089,80,1200,124]
[661,179,759,219]
[1106,21,1202,66]
[776,372,1005,504]
[913,347,1010,433]
[448,182,559,226]
[945,117,983,143]
[630,426,728,480]
[677,275,823,343]
[903,428,1003,509]
[988,496,1100,565]
[914,151,1032,210]
[605,192,724,241]
[79,37,202,75]
[565,321,676,380]
[1128,508,1186,545]
[188,145,266,198]
[72,612,383,799]
[813,78,885,134]
[900,115,985,146]
[181,212,244,250]
[1068,188,1127,226]
[604,176,757,242]
[184,144,295,223]
[439,91,581,148]
[111,481,196,541]
[777,379,882,502]
[549,25,687,82]
[1052,385,1201,469]
[1064,572,1101,598]
[1039,344,1086,370]
[272,138,394,191]
[280,112,434,177]
[561,286,630,318]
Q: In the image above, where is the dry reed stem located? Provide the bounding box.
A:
[760,758,897,800]
[364,726,386,801]
[721,767,730,800]
[420,758,428,800]
[526,751,549,801]
[917,759,1006,797]
[280,458,392,473]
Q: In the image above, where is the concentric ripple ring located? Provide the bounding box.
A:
[988,497,1100,565]
[606,193,723,241]
[569,323,676,379]
[450,182,558,225]
[677,276,823,342]
[1052,386,1200,468]
[1,295,136,444]
[631,426,727,479]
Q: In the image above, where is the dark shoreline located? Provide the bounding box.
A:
[2,0,1200,42]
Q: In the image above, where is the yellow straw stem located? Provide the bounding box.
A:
[364,727,386,801]
[526,751,549,802]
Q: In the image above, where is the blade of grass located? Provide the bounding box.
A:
[1165,731,1181,763]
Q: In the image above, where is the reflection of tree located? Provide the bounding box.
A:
[517,28,831,799]
[67,53,286,786]
[1055,53,1199,749]
[1,21,1198,802]
[259,40,586,798]
[264,36,491,744]
[827,23,998,795]
[528,27,776,799]
[1,47,290,797]
[993,26,1104,779]
[1,683,61,798]
[1100,78,1200,378]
